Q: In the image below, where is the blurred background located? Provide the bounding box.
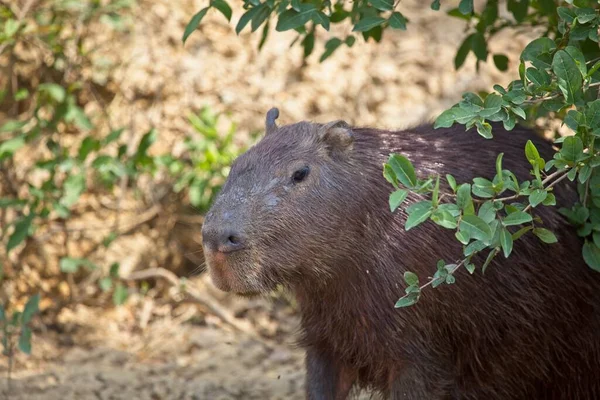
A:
[0,0,535,398]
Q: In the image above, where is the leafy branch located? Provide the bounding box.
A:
[387,148,570,307]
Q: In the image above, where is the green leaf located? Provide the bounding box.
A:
[211,0,232,21]
[4,19,20,37]
[320,38,343,62]
[431,0,441,10]
[431,210,458,229]
[311,12,330,31]
[521,37,556,69]
[483,93,503,114]
[405,207,432,231]
[455,34,472,69]
[21,294,40,325]
[500,228,513,258]
[512,225,533,240]
[481,249,497,274]
[302,31,315,57]
[579,165,592,184]
[404,271,419,286]
[557,7,576,23]
[99,277,113,292]
[526,67,551,88]
[38,83,66,102]
[370,0,394,11]
[78,137,100,161]
[561,136,584,162]
[586,100,600,129]
[552,50,583,105]
[113,283,128,306]
[389,12,407,30]
[455,230,470,245]
[470,33,487,61]
[464,239,487,257]
[7,214,34,253]
[457,183,475,214]
[543,193,556,206]
[102,128,124,145]
[472,177,495,198]
[0,120,27,133]
[503,211,532,226]
[0,136,25,158]
[582,241,600,272]
[458,0,473,14]
[251,4,271,32]
[60,257,97,273]
[434,109,456,128]
[493,54,509,71]
[507,0,529,22]
[460,215,492,242]
[0,198,27,208]
[446,174,457,192]
[475,121,492,139]
[525,140,541,167]
[276,7,315,31]
[182,8,208,43]
[18,326,32,354]
[60,173,86,208]
[529,189,547,207]
[465,262,476,274]
[574,7,597,24]
[387,154,417,188]
[478,201,496,224]
[109,263,121,278]
[236,5,263,34]
[533,228,558,244]
[565,46,587,77]
[495,153,504,182]
[389,189,408,212]
[395,294,419,308]
[352,16,385,32]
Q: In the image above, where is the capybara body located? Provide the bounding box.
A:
[201,109,600,399]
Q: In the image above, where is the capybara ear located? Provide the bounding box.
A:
[265,107,279,136]
[318,120,354,155]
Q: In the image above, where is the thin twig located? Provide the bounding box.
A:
[523,82,600,104]
[523,171,571,212]
[125,267,263,339]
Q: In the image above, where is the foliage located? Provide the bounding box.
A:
[186,0,600,306]
[182,0,579,68]
[158,107,258,213]
[0,0,251,335]
[0,294,40,357]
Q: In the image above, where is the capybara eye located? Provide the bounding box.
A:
[292,166,310,183]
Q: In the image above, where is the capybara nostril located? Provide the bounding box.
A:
[202,225,246,254]
[221,233,245,253]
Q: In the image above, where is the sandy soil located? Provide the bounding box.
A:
[0,0,538,398]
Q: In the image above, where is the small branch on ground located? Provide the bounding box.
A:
[125,267,265,340]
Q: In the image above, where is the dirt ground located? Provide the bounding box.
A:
[1,0,539,399]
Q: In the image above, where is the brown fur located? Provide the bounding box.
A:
[202,111,600,399]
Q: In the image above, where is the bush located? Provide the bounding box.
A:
[0,1,253,319]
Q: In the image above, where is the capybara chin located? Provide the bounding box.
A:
[201,108,600,399]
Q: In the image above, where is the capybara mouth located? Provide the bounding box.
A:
[204,250,264,295]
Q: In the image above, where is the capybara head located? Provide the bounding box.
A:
[201,108,367,295]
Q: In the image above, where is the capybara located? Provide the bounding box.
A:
[201,108,600,399]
